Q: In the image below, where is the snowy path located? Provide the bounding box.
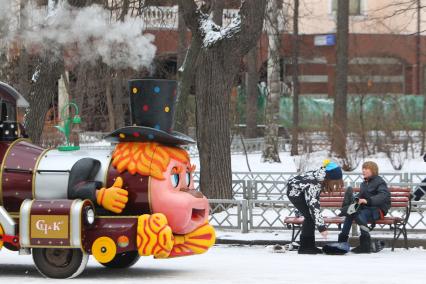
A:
[0,245,425,284]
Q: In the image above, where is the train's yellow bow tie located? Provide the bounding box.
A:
[137,214,216,259]
[169,222,216,258]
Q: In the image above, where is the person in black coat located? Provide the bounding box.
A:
[338,161,391,254]
[287,160,344,254]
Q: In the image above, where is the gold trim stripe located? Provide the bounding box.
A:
[10,213,139,219]
[0,138,30,206]
[95,215,139,219]
[23,244,75,249]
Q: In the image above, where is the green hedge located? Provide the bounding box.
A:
[236,87,425,130]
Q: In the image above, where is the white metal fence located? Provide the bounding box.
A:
[206,172,426,233]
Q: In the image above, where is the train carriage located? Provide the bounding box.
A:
[0,80,215,279]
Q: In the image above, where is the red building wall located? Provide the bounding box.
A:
[149,29,426,97]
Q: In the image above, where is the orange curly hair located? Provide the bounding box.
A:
[112,142,192,180]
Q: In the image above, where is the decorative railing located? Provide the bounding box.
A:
[140,6,287,31]
[207,178,426,234]
[209,198,426,234]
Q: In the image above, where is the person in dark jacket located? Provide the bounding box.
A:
[338,161,391,254]
[287,160,344,254]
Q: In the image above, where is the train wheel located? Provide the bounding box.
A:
[32,248,88,279]
[100,251,140,269]
[0,225,3,250]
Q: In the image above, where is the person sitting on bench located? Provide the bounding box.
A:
[338,161,391,254]
[287,160,344,254]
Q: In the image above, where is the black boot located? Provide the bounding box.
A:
[351,233,371,254]
[298,236,323,254]
[338,233,349,243]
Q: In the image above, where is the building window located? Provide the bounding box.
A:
[331,0,362,16]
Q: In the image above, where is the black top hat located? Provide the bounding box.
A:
[104,79,195,145]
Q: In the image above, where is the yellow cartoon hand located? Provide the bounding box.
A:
[97,177,128,214]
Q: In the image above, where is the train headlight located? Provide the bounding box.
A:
[83,206,95,226]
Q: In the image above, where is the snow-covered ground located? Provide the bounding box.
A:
[178,148,426,174]
[81,139,426,174]
[1,245,425,283]
[193,151,426,174]
[215,229,426,242]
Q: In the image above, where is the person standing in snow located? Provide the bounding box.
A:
[337,161,391,253]
[287,160,344,254]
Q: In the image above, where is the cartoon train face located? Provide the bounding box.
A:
[0,80,215,279]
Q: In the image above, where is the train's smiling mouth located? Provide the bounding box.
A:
[191,208,206,221]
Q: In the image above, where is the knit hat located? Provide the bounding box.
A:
[323,159,343,180]
[362,161,379,176]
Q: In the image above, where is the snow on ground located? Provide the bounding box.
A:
[216,229,331,242]
[81,139,426,174]
[192,151,299,172]
[192,150,426,173]
[216,228,426,242]
[0,245,425,284]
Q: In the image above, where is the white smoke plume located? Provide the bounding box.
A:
[0,0,13,39]
[1,1,157,70]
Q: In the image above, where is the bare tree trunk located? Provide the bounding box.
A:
[331,0,349,158]
[113,70,126,128]
[15,0,30,99]
[290,0,300,156]
[179,0,267,199]
[262,0,281,163]
[105,68,115,132]
[245,45,259,138]
[418,0,426,154]
[25,57,63,144]
[16,0,63,146]
[359,94,370,157]
[196,51,235,199]
[196,0,232,200]
[119,0,130,21]
[174,4,194,134]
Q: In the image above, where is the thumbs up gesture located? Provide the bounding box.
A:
[96,177,128,214]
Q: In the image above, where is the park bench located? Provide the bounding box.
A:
[284,187,411,251]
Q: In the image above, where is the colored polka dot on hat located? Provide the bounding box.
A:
[112,79,192,144]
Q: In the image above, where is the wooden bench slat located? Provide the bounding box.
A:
[390,203,410,207]
[350,188,411,192]
[391,197,409,202]
[284,216,404,225]
[319,197,409,204]
[318,188,411,208]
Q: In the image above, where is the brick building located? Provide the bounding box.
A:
[147,0,426,97]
